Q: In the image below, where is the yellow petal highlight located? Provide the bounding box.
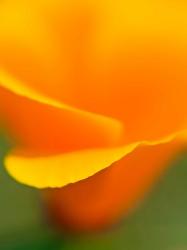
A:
[5,130,187,188]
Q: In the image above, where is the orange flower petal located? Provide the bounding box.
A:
[0,0,64,95]
[0,0,187,143]
[0,0,187,188]
[43,138,184,231]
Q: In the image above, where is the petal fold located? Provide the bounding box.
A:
[0,70,124,152]
[5,130,187,188]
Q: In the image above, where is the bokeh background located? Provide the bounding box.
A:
[0,131,187,250]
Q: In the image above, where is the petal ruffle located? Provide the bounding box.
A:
[5,130,187,188]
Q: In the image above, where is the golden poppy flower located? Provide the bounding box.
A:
[0,0,187,230]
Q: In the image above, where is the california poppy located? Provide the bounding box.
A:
[0,0,186,230]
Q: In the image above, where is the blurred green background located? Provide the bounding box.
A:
[0,132,187,250]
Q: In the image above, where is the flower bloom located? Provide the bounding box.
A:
[0,0,187,230]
